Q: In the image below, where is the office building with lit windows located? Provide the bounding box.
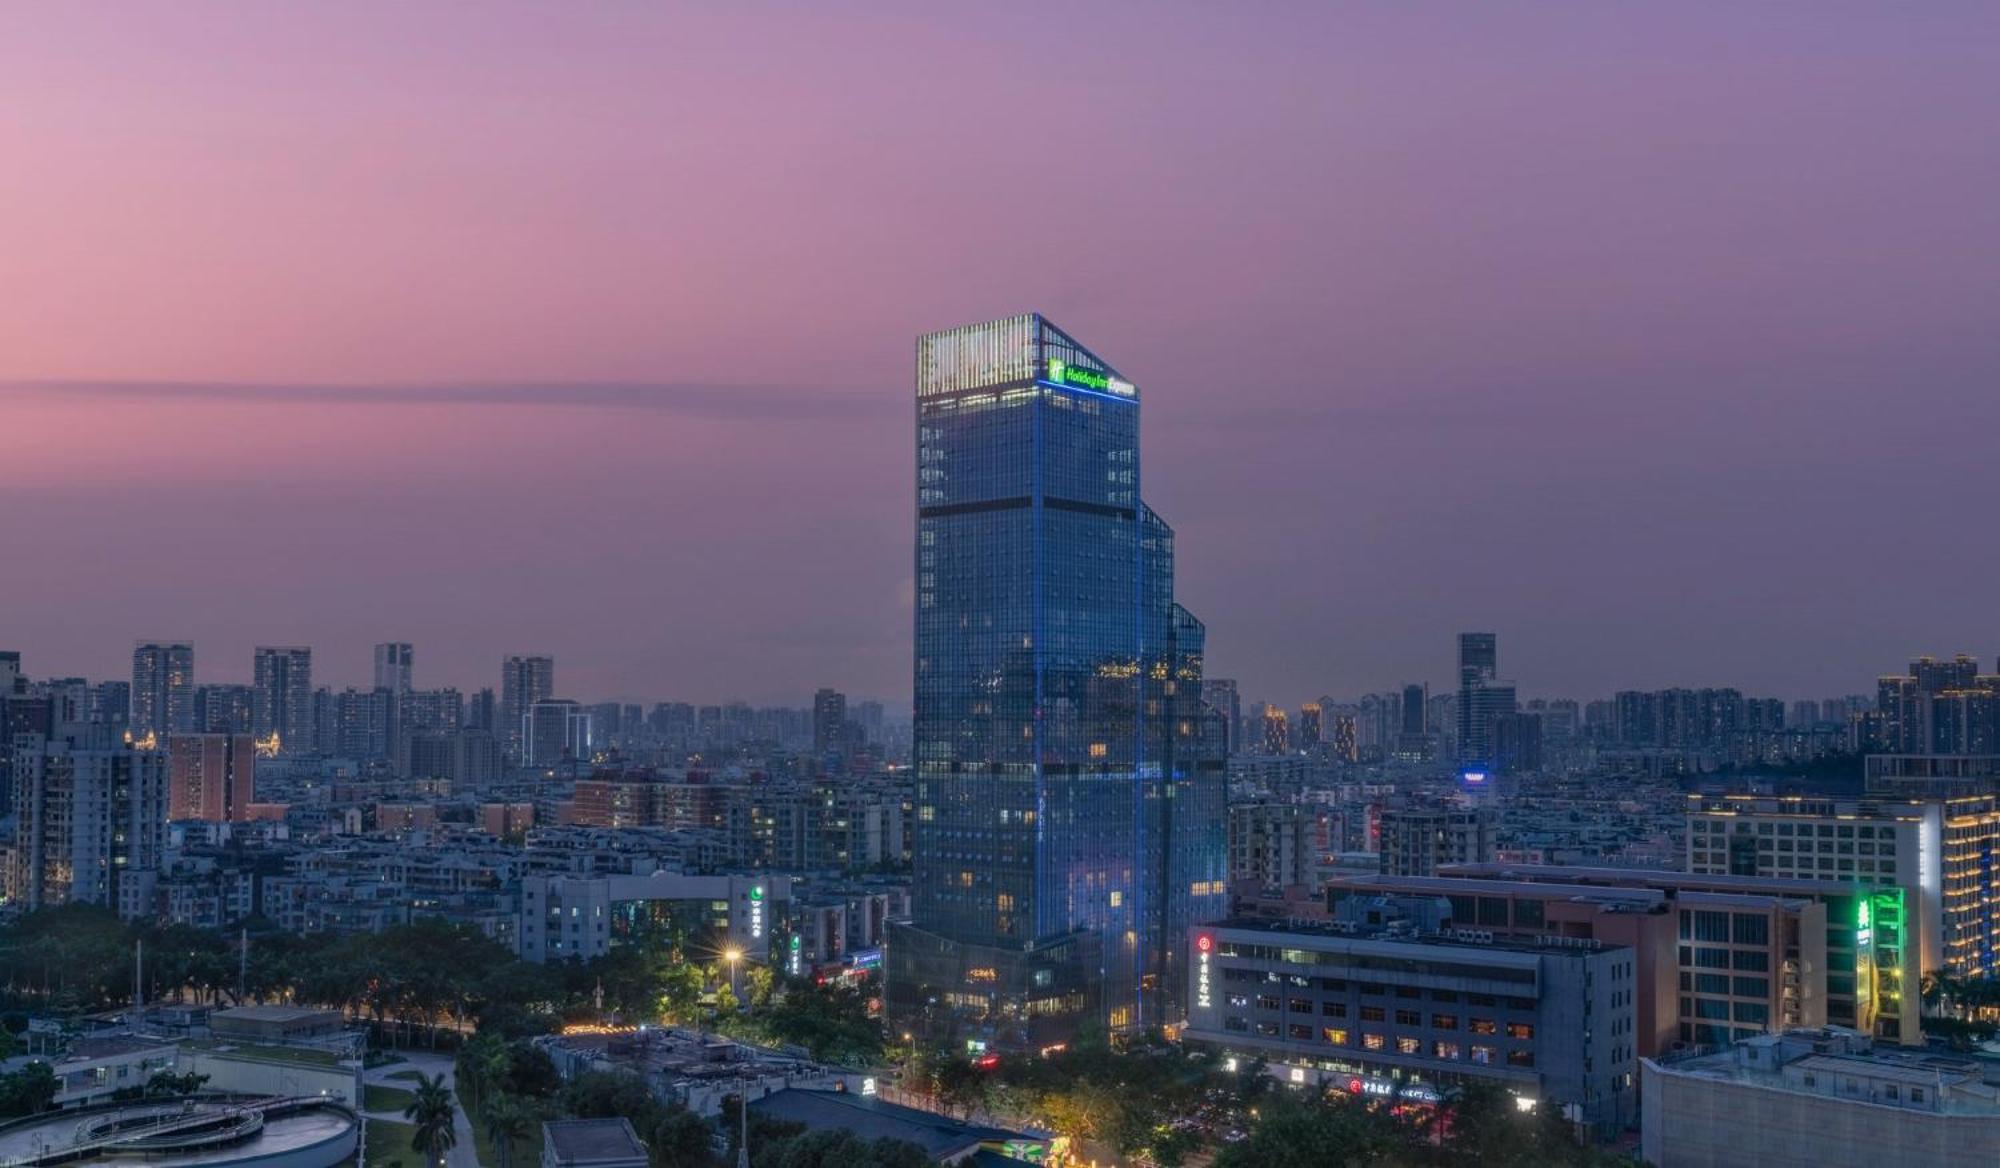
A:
[1329,871,1829,1056]
[1686,793,2000,1042]
[889,313,1226,1050]
[1182,895,1637,1135]
[1442,861,1925,1047]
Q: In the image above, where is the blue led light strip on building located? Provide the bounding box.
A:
[1034,379,1139,405]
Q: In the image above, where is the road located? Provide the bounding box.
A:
[359,1050,481,1168]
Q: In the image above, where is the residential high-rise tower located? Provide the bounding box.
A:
[374,642,414,695]
[252,645,314,755]
[166,733,256,822]
[501,655,554,757]
[129,641,194,741]
[12,736,167,910]
[812,687,848,765]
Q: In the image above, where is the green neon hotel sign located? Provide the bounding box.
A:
[1046,358,1133,395]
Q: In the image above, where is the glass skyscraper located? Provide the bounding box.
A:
[888,313,1226,1049]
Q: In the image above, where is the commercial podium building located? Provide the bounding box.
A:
[1181,894,1638,1135]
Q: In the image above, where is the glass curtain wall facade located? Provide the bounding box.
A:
[889,313,1226,1049]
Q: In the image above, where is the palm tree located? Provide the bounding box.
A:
[1922,973,1967,1019]
[402,1072,458,1167]
[455,1032,510,1113]
[482,1092,534,1168]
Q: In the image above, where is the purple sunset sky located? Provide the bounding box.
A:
[3,3,1998,707]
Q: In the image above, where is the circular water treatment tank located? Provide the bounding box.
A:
[0,1097,359,1168]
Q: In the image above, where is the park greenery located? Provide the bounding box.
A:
[0,905,1654,1165]
[898,1031,1634,1168]
[454,1040,933,1168]
[1207,1085,1632,1168]
[0,1062,57,1119]
[0,906,905,1163]
[0,904,880,1062]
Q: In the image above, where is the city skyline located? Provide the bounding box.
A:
[11,6,2000,1162]
[8,4,2000,704]
[0,629,1964,714]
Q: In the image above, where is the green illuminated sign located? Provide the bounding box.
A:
[1045,358,1131,395]
[1857,888,1907,1030]
[749,886,765,902]
[1046,358,1109,390]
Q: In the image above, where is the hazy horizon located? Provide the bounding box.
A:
[5,3,1999,705]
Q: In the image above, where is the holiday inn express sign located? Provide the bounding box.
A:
[1046,358,1135,397]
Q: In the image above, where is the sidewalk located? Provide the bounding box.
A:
[360,1051,481,1168]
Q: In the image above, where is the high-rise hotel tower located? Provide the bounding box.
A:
[889,314,1226,1048]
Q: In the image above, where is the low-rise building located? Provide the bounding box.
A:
[1443,862,1912,1044]
[1686,793,2000,1038]
[1377,805,1495,877]
[1330,871,1828,1055]
[1641,1028,2000,1167]
[1228,799,1318,889]
[749,1089,1049,1165]
[518,873,791,964]
[1183,895,1638,1134]
[541,1117,648,1168]
[537,1027,862,1117]
[211,1005,347,1044]
[39,1035,179,1108]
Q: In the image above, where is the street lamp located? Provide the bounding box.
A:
[723,947,744,1010]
